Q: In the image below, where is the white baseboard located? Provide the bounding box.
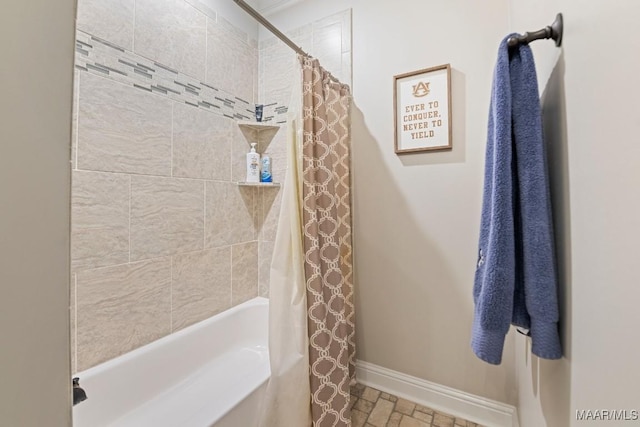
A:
[355,360,519,427]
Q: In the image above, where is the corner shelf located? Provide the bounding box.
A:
[237,181,281,187]
[237,121,281,132]
[236,121,281,153]
[236,121,282,190]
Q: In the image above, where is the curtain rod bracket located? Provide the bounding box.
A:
[508,13,563,48]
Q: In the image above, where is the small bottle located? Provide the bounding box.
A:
[246,143,260,183]
[261,155,272,183]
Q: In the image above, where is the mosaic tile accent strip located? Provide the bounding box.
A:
[350,384,483,427]
[75,30,288,123]
[262,102,288,124]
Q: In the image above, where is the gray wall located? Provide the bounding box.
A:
[510,1,640,426]
[0,0,76,425]
[272,1,640,415]
[349,0,516,405]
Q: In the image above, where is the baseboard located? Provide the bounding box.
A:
[355,360,519,427]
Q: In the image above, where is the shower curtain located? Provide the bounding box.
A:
[300,56,354,427]
[258,57,311,427]
[259,56,354,427]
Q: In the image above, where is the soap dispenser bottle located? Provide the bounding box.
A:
[246,143,260,183]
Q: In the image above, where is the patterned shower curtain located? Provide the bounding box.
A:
[300,56,355,427]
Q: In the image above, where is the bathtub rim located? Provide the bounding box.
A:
[73,296,269,380]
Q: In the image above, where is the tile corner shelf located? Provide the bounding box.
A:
[236,122,282,189]
[237,121,281,132]
[237,182,281,187]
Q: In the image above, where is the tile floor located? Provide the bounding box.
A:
[350,384,482,427]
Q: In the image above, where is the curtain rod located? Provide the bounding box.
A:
[231,0,345,85]
[232,0,309,57]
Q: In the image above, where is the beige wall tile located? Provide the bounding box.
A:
[217,16,249,43]
[238,124,258,148]
[258,44,265,104]
[257,128,281,155]
[72,69,79,170]
[288,25,313,43]
[77,0,135,50]
[260,125,286,184]
[261,126,285,156]
[206,20,233,95]
[71,170,130,271]
[232,126,255,182]
[184,0,216,21]
[77,73,172,175]
[259,10,352,105]
[205,181,255,247]
[268,154,288,185]
[130,175,204,261]
[134,0,206,81]
[258,240,274,297]
[76,258,171,370]
[232,241,258,305]
[260,26,312,107]
[172,103,232,180]
[260,41,297,107]
[312,20,343,78]
[171,247,232,331]
[206,19,256,103]
[258,35,278,50]
[342,51,352,87]
[252,40,259,110]
[239,43,259,105]
[261,187,282,242]
[341,10,351,54]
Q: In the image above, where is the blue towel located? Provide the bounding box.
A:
[471,35,562,365]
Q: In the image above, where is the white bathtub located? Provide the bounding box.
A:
[73,297,270,427]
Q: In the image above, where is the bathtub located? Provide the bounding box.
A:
[73,297,269,427]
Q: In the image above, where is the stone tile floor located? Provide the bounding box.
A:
[350,383,483,427]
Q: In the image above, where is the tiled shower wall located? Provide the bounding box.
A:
[259,10,352,106]
[70,0,276,373]
[71,0,351,373]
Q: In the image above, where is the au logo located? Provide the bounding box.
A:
[412,81,430,97]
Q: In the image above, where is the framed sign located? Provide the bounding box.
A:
[394,64,452,154]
